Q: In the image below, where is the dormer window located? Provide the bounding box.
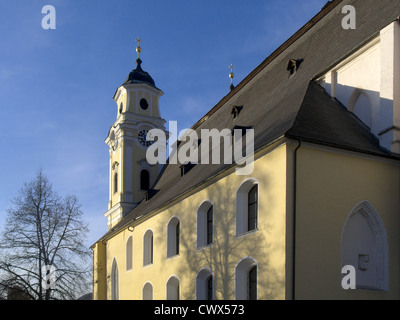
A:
[232,125,253,137]
[231,105,243,120]
[287,58,303,76]
[180,163,195,177]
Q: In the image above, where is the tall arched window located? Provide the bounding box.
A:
[197,201,213,248]
[113,172,118,194]
[248,266,257,300]
[143,282,153,300]
[140,169,150,190]
[236,179,259,236]
[167,217,180,258]
[341,200,388,291]
[196,268,213,300]
[143,230,154,266]
[235,257,257,300]
[126,236,133,271]
[111,258,119,300]
[166,276,180,300]
[248,185,258,231]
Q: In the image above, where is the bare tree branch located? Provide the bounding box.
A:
[0,170,91,300]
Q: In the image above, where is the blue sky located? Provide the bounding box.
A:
[0,0,328,247]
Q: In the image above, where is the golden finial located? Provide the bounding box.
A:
[229,64,235,91]
[136,37,142,58]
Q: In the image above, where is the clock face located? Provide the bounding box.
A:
[138,130,154,147]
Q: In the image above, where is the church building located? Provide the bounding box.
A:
[91,0,400,300]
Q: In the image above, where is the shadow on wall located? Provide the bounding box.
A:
[155,166,286,300]
[321,81,395,152]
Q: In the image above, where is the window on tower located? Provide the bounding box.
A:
[140,98,149,110]
[140,169,150,190]
[114,172,118,194]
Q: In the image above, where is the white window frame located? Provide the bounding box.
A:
[235,178,259,236]
[197,200,214,249]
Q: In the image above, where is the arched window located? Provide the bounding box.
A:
[126,236,133,271]
[248,266,257,300]
[248,185,258,231]
[140,169,150,190]
[166,276,180,300]
[197,201,213,248]
[142,282,153,300]
[113,172,118,194]
[143,230,154,266]
[235,257,257,300]
[167,217,180,258]
[341,200,388,291]
[236,179,259,236]
[111,258,119,300]
[196,268,213,300]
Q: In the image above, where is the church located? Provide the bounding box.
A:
[91,0,400,300]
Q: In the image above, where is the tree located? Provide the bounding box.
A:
[0,170,91,300]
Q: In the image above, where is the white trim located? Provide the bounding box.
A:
[124,83,164,96]
[196,200,214,249]
[234,256,258,300]
[125,144,133,198]
[195,267,213,300]
[108,156,112,207]
[235,178,259,236]
[119,145,122,200]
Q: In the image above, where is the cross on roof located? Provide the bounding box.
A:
[229,64,235,91]
[136,37,142,58]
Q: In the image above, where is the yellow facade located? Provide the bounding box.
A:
[93,140,400,300]
[96,143,288,300]
[294,143,400,299]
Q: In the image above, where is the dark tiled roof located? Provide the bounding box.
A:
[123,58,157,88]
[286,82,393,158]
[95,0,400,243]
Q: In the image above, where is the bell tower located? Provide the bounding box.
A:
[104,38,167,229]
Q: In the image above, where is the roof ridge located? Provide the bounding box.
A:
[189,0,344,132]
